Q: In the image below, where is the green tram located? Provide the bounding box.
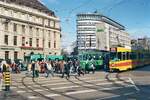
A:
[46,55,64,61]
[30,54,44,61]
[78,50,108,71]
[30,54,64,61]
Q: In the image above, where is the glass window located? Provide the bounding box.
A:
[14,51,18,60]
[14,36,17,46]
[4,22,8,31]
[110,52,117,60]
[54,41,56,48]
[48,31,51,39]
[54,32,56,39]
[22,37,25,46]
[130,52,137,60]
[13,23,17,32]
[29,38,32,46]
[36,39,39,47]
[83,55,87,60]
[22,25,25,33]
[118,52,122,60]
[122,52,126,60]
[36,28,39,36]
[127,52,130,60]
[5,51,9,60]
[79,55,82,60]
[50,20,54,27]
[29,26,33,35]
[48,41,51,48]
[4,35,8,45]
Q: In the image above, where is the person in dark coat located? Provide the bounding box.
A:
[76,60,84,76]
[31,61,35,78]
[61,61,70,78]
[103,54,110,72]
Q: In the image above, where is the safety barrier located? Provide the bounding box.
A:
[4,71,11,91]
[0,72,2,91]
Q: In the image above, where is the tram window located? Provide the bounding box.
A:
[118,52,122,60]
[138,53,141,59]
[127,52,130,60]
[141,54,144,59]
[110,52,117,60]
[88,54,92,60]
[79,55,82,60]
[130,52,133,59]
[122,52,126,60]
[83,55,87,60]
[94,54,99,60]
[130,52,137,60]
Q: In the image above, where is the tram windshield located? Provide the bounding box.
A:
[110,52,120,61]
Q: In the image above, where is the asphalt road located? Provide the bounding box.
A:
[0,65,150,100]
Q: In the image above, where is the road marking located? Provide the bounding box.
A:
[45,94,60,97]
[11,86,17,89]
[65,89,96,95]
[18,86,26,88]
[17,90,26,93]
[96,80,130,85]
[51,86,80,90]
[51,81,131,90]
[28,96,39,99]
[128,78,140,91]
[28,85,40,88]
[44,86,134,97]
[29,77,99,85]
[96,95,120,100]
[42,77,129,86]
[124,92,135,96]
[34,89,43,92]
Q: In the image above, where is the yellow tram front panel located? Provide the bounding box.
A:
[109,60,132,71]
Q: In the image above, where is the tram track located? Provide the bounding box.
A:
[105,72,136,88]
[22,76,54,100]
[31,77,80,100]
[105,71,141,92]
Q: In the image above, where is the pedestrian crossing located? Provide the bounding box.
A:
[10,72,137,100]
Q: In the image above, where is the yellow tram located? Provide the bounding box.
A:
[109,47,150,71]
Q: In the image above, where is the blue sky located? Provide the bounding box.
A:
[41,0,150,47]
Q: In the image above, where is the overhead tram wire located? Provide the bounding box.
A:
[94,0,130,17]
[62,0,94,46]
[65,0,94,23]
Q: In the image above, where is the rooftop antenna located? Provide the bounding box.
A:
[94,10,98,13]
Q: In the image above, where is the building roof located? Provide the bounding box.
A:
[101,15,125,30]
[77,12,125,30]
[0,0,55,17]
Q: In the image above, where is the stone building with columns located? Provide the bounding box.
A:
[0,0,61,61]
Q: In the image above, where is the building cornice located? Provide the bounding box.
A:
[0,1,60,21]
[0,15,61,32]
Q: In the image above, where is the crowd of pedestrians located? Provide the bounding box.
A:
[0,58,98,91]
[0,58,96,87]
[27,59,86,78]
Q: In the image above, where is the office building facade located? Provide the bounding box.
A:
[77,12,131,51]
